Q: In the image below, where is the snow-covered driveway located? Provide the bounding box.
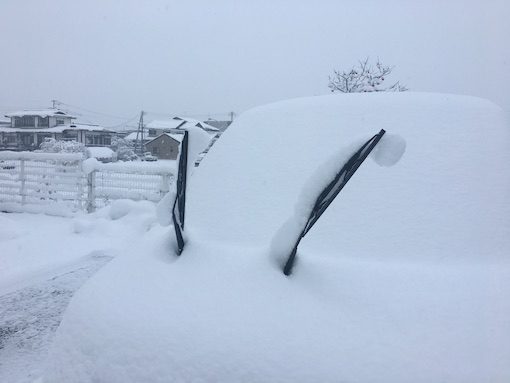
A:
[0,252,111,382]
[0,201,159,382]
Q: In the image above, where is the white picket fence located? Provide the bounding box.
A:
[0,151,175,215]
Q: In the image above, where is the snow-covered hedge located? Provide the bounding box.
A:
[38,138,87,155]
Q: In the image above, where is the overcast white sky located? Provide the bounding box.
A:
[0,0,508,126]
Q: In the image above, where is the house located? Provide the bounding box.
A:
[124,116,217,160]
[7,108,75,128]
[0,108,117,151]
[0,118,10,127]
[124,130,150,142]
[204,119,232,133]
[124,116,219,143]
[63,123,116,147]
[145,116,219,138]
[144,133,183,160]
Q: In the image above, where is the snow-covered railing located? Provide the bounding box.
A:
[0,151,85,215]
[83,159,175,212]
[0,152,174,215]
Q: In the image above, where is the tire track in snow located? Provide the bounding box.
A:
[0,252,112,383]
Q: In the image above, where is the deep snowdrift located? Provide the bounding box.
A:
[44,93,510,383]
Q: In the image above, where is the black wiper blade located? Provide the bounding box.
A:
[172,130,188,255]
[283,129,386,276]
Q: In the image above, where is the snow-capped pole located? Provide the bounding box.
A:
[283,129,386,276]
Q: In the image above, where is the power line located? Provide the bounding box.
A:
[144,110,235,120]
[104,114,141,129]
[57,103,235,122]
[56,101,133,120]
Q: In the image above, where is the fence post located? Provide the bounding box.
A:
[87,170,96,213]
[77,158,85,211]
[160,173,171,197]
[20,158,26,205]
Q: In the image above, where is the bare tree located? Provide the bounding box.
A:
[328,58,407,93]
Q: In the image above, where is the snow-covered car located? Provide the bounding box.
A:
[141,152,158,161]
[44,93,510,383]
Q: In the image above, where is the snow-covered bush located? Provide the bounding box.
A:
[38,138,86,155]
[328,58,407,93]
[110,136,139,161]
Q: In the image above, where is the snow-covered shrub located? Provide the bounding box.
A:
[110,136,139,161]
[38,138,87,155]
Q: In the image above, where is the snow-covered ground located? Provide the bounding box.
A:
[2,92,509,382]
[0,201,159,382]
[0,252,111,383]
[0,200,158,295]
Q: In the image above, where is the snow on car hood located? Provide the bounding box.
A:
[189,92,510,261]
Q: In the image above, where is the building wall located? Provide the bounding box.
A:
[145,135,180,160]
[0,130,115,151]
[0,131,60,151]
[49,116,73,128]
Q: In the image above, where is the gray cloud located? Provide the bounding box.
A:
[1,0,508,125]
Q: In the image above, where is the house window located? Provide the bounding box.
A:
[56,119,65,125]
[7,135,16,143]
[14,116,35,127]
[103,136,111,146]
[21,134,34,146]
[38,117,49,126]
[37,134,51,145]
[86,135,93,145]
[63,131,77,140]
[152,147,159,155]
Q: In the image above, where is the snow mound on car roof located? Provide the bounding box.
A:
[189,92,510,261]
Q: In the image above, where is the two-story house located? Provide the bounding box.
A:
[0,109,117,151]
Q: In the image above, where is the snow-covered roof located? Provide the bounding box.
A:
[4,109,76,119]
[146,117,220,132]
[87,146,115,159]
[175,117,219,132]
[204,119,232,132]
[0,126,68,133]
[0,123,114,134]
[124,131,150,141]
[145,119,185,130]
[146,132,184,144]
[62,123,115,132]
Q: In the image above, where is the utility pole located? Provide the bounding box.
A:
[230,111,234,122]
[135,111,145,155]
[51,100,59,109]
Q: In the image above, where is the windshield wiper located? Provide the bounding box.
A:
[172,131,188,255]
[283,129,386,276]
